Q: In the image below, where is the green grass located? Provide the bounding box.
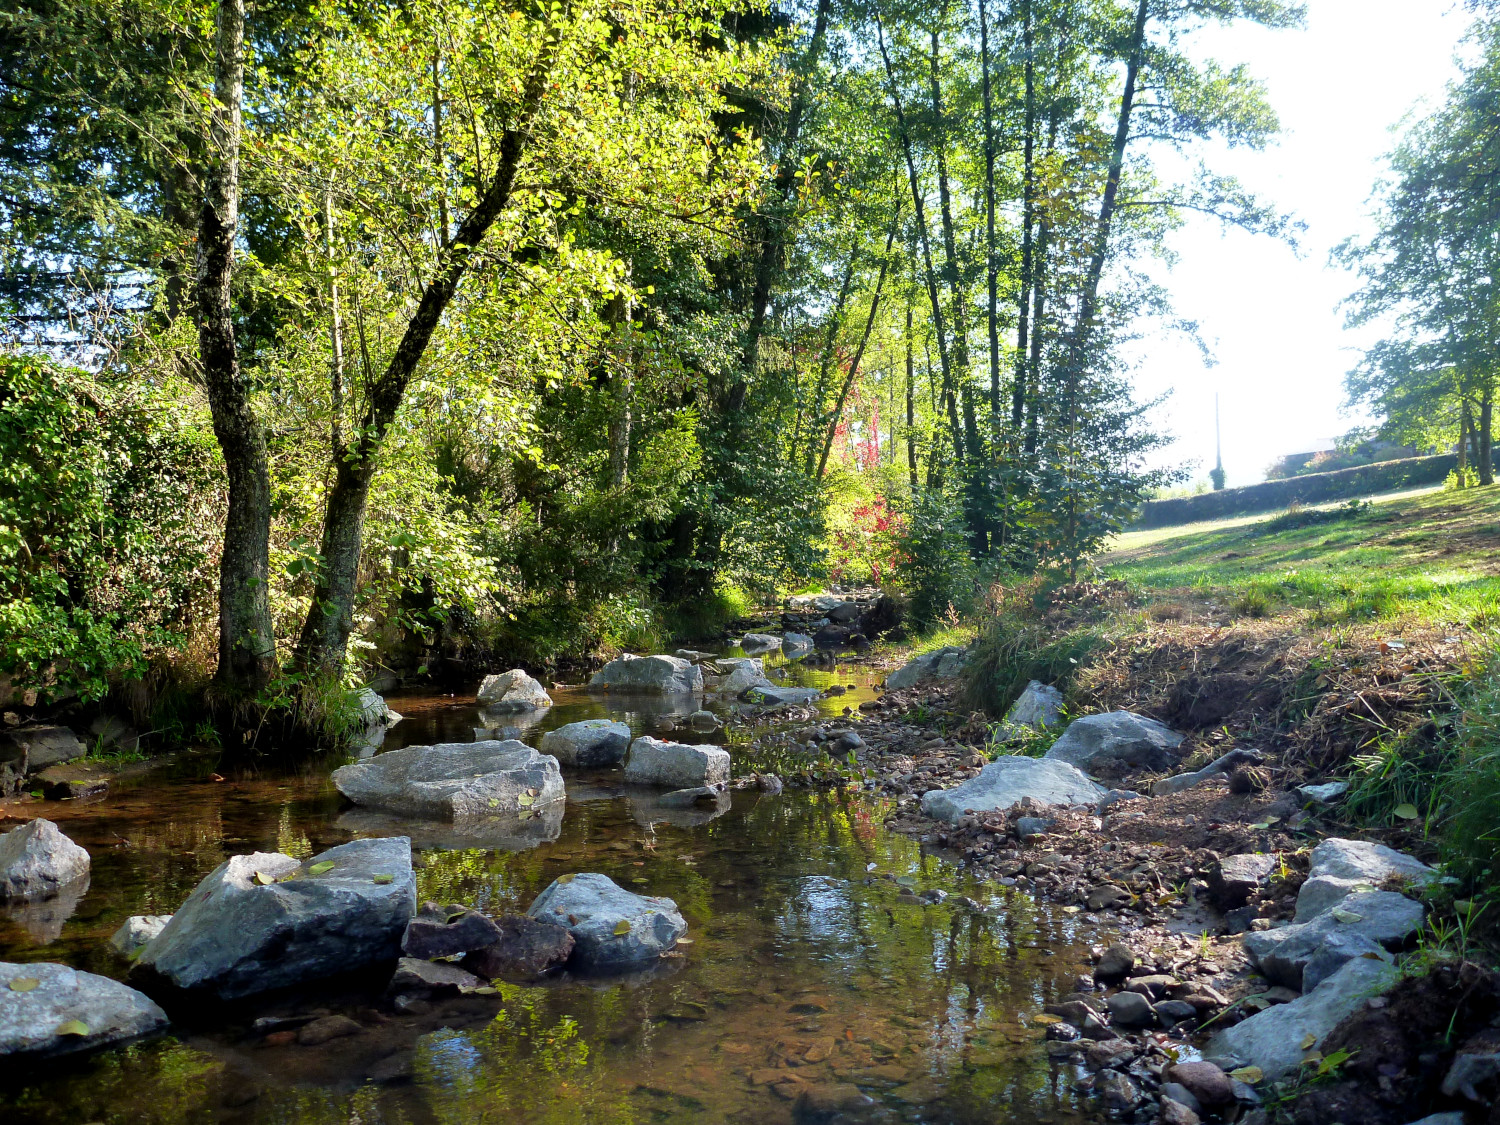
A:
[1104,485,1500,629]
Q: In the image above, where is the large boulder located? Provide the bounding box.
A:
[539,720,631,768]
[133,837,416,1000]
[527,872,686,970]
[920,756,1106,824]
[0,961,168,1059]
[0,819,90,901]
[2,726,84,771]
[885,647,966,690]
[1243,888,1424,990]
[714,658,772,696]
[1044,712,1184,772]
[332,740,564,818]
[1295,838,1437,923]
[475,669,552,712]
[590,654,703,694]
[623,737,730,788]
[1205,956,1400,1080]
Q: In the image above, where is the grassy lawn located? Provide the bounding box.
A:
[1102,485,1500,630]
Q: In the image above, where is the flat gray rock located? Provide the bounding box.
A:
[740,633,781,652]
[1205,956,1400,1080]
[590,654,703,694]
[332,740,564,818]
[133,837,416,1000]
[1244,889,1423,990]
[1005,681,1064,731]
[623,737,730,788]
[782,632,814,652]
[3,726,84,771]
[920,756,1106,824]
[1298,781,1350,804]
[475,669,552,712]
[539,720,631,768]
[0,818,90,902]
[885,647,966,690]
[110,915,171,957]
[527,872,686,970]
[0,960,167,1059]
[1295,837,1436,922]
[741,683,821,705]
[1044,712,1184,771]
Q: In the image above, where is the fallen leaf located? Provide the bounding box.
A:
[308,861,335,875]
[1230,1066,1263,1084]
[556,873,576,885]
[1032,1013,1063,1025]
[517,794,535,808]
[488,799,499,808]
[372,874,395,885]
[1300,1033,1317,1050]
[55,1019,89,1036]
[1331,908,1364,924]
[675,937,693,944]
[613,919,632,936]
[8,978,39,992]
[1394,804,1420,820]
[253,871,275,886]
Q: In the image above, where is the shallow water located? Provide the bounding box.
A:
[0,656,1105,1124]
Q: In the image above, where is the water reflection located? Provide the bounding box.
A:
[0,672,1105,1125]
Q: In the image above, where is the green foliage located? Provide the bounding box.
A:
[1447,466,1481,491]
[894,488,977,627]
[0,354,214,703]
[959,583,1102,718]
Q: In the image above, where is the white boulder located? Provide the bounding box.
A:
[0,960,167,1059]
[1004,681,1064,731]
[590,654,703,694]
[475,669,552,712]
[527,872,686,970]
[623,737,730,788]
[920,756,1106,824]
[1044,712,1184,771]
[0,819,90,902]
[332,740,564,818]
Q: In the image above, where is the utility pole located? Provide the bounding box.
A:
[1210,393,1226,490]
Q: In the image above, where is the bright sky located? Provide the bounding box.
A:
[1126,0,1478,487]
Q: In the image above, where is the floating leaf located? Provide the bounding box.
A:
[55,1019,89,1036]
[613,919,632,936]
[1032,1013,1062,1025]
[556,873,576,885]
[308,861,335,876]
[8,978,39,992]
[1300,1033,1317,1050]
[1230,1066,1263,1084]
[1394,804,1420,821]
[1250,822,1271,830]
[253,871,275,886]
[372,874,395,885]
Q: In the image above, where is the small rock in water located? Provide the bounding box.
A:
[0,818,91,901]
[475,669,552,711]
[0,960,168,1059]
[402,902,503,959]
[1094,944,1136,981]
[527,872,686,970]
[623,737,730,788]
[109,915,172,957]
[462,914,574,979]
[1167,1061,1234,1107]
[387,957,485,996]
[757,774,784,794]
[539,719,631,767]
[296,1014,362,1046]
[1105,990,1155,1028]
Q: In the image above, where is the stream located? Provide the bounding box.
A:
[0,649,1106,1124]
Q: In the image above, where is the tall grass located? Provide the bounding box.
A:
[957,580,1103,717]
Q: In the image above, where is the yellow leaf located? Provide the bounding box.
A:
[517,794,535,807]
[1032,1013,1063,1025]
[613,919,632,936]
[556,873,576,885]
[1230,1066,1263,1084]
[8,978,39,992]
[55,1019,89,1036]
[372,874,394,885]
[675,938,693,945]
[253,871,274,885]
[308,861,335,875]
[1300,1033,1317,1050]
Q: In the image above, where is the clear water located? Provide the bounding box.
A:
[0,654,1104,1124]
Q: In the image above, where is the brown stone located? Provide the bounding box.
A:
[1167,1061,1234,1107]
[297,1014,362,1046]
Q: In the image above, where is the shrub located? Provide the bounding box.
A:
[959,582,1103,717]
[894,488,977,627]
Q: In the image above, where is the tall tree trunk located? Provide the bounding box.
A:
[978,0,1001,432]
[1460,398,1474,477]
[877,17,963,463]
[1480,382,1495,486]
[906,300,919,489]
[606,293,633,488]
[1011,0,1036,430]
[198,0,275,694]
[295,45,556,672]
[803,238,861,472]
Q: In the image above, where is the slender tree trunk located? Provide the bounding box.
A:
[606,293,633,488]
[433,39,449,244]
[295,44,556,671]
[1481,382,1495,486]
[325,187,344,455]
[804,239,861,472]
[1011,0,1036,429]
[979,0,1002,433]
[1460,399,1474,477]
[905,301,918,489]
[197,0,275,694]
[877,17,963,463]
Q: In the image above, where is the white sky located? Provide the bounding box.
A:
[1125,0,1478,487]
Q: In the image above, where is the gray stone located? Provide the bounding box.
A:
[0,960,167,1059]
[688,710,722,732]
[1097,1069,1143,1110]
[1167,1061,1233,1106]
[402,903,503,959]
[133,837,416,1000]
[656,785,725,807]
[832,730,864,751]
[1245,889,1422,989]
[526,872,686,970]
[1160,1083,1202,1115]
[1106,990,1155,1027]
[1004,681,1064,731]
[475,669,552,712]
[332,740,564,818]
[1096,944,1136,980]
[355,688,399,726]
[589,654,703,694]
[110,915,171,958]
[388,956,485,995]
[782,632,814,652]
[623,737,730,788]
[827,602,860,623]
[0,818,90,901]
[1044,712,1184,772]
[1205,956,1400,1080]
[1209,853,1277,908]
[920,756,1105,824]
[885,647,967,690]
[1016,816,1055,840]
[462,914,574,979]
[1295,838,1436,922]
[1298,781,1350,804]
[1440,1031,1500,1102]
[539,720,631,768]
[5,726,85,770]
[740,633,781,652]
[741,683,821,705]
[1300,930,1393,991]
[714,658,772,696]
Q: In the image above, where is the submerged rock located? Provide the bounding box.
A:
[0,818,90,902]
[475,669,552,712]
[623,737,730,788]
[920,756,1105,824]
[527,872,686,970]
[539,720,631,768]
[590,654,703,695]
[885,647,967,690]
[1205,956,1400,1080]
[1295,837,1436,922]
[110,915,172,958]
[462,915,575,979]
[332,740,564,818]
[1043,712,1184,772]
[133,837,416,1001]
[0,960,168,1059]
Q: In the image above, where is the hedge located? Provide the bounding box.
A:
[1134,454,1458,530]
